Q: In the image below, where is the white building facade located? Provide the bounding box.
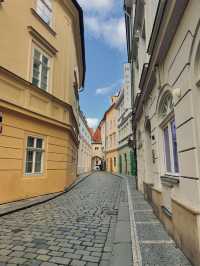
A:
[124,0,200,265]
[115,64,136,176]
[77,111,92,175]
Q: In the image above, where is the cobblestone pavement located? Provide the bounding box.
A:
[0,172,122,266]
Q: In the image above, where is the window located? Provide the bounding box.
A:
[159,92,179,174]
[114,157,116,167]
[113,133,116,146]
[37,0,52,25]
[171,119,179,173]
[95,147,99,151]
[163,120,179,174]
[0,112,2,135]
[32,48,50,91]
[163,126,171,172]
[25,136,44,174]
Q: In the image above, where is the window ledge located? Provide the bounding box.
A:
[31,8,56,37]
[24,173,43,177]
[161,205,172,219]
[160,175,179,187]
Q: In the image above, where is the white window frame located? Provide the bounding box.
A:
[36,0,53,26]
[32,46,51,91]
[162,118,179,176]
[158,91,179,177]
[25,136,45,175]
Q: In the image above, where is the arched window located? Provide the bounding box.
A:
[158,91,179,174]
[159,92,173,119]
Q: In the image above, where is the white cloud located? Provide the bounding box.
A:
[77,0,126,52]
[96,79,123,95]
[85,16,126,52]
[86,118,99,128]
[78,0,114,13]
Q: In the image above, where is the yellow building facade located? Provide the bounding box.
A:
[104,97,118,173]
[0,0,85,204]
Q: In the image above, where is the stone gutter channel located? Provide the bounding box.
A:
[0,171,93,217]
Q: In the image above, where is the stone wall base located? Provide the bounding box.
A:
[143,182,153,204]
[151,188,200,266]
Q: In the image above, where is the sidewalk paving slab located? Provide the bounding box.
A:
[114,173,192,266]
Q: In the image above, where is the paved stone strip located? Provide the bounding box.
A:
[126,175,192,266]
[0,172,121,265]
[126,179,142,266]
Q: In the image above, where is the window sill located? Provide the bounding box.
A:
[161,205,172,219]
[160,175,179,187]
[24,173,43,177]
[31,8,56,37]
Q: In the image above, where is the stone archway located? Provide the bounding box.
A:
[92,156,103,170]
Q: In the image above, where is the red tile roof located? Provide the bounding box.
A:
[88,127,94,137]
[92,127,101,143]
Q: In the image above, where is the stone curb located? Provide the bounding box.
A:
[0,171,93,217]
[111,172,142,266]
[64,171,94,193]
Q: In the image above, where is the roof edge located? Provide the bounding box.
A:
[71,0,86,87]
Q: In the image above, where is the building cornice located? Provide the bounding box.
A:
[115,89,124,108]
[118,111,133,128]
[70,0,86,87]
[0,66,79,135]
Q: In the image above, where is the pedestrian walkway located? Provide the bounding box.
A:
[118,174,192,266]
[110,177,133,266]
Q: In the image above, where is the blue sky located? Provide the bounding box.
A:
[77,0,127,128]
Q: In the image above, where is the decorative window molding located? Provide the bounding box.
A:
[158,91,179,176]
[158,92,173,119]
[31,8,56,36]
[28,26,58,55]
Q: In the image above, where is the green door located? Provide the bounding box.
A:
[118,155,122,174]
[130,151,137,176]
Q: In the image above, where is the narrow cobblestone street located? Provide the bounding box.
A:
[0,172,192,265]
[0,173,121,266]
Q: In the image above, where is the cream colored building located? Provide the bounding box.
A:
[91,127,104,170]
[77,111,92,175]
[115,64,136,176]
[124,0,200,265]
[0,0,85,203]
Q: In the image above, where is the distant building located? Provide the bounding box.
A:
[124,0,200,265]
[0,0,85,203]
[103,97,119,173]
[91,127,104,170]
[77,111,92,175]
[115,63,136,176]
